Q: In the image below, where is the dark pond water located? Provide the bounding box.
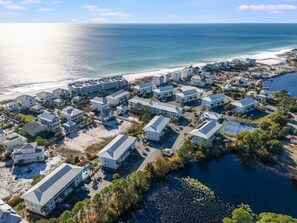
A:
[122,155,297,223]
[263,72,297,96]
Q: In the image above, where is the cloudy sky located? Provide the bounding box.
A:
[0,0,296,23]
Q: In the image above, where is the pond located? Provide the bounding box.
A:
[263,72,297,96]
[122,155,297,223]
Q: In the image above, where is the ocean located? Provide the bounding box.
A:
[0,23,297,99]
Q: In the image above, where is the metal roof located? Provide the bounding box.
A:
[190,120,222,140]
[232,97,258,108]
[90,97,108,105]
[38,112,58,122]
[143,115,170,133]
[202,93,226,102]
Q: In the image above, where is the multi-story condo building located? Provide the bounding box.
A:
[181,67,194,79]
[175,88,202,103]
[201,93,228,109]
[98,134,136,170]
[90,97,109,112]
[52,88,71,99]
[11,142,44,164]
[152,73,171,86]
[133,82,155,95]
[232,97,259,114]
[3,133,27,153]
[153,85,176,100]
[128,97,182,118]
[21,163,83,216]
[61,106,83,123]
[36,91,54,104]
[38,112,61,132]
[190,120,222,145]
[171,71,182,82]
[16,95,36,110]
[143,115,170,142]
[106,90,130,107]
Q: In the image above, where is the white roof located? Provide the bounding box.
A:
[97,134,136,160]
[232,97,258,108]
[143,115,170,133]
[133,82,154,90]
[90,97,108,105]
[38,112,58,122]
[106,89,130,100]
[153,85,176,93]
[21,163,83,206]
[202,93,226,102]
[190,120,222,140]
[176,89,201,98]
[62,107,83,116]
[203,112,222,121]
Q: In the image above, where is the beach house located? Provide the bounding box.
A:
[171,71,182,82]
[38,112,61,132]
[61,107,83,123]
[133,82,155,95]
[203,111,222,122]
[21,163,83,216]
[152,74,164,86]
[97,134,137,170]
[0,199,22,223]
[191,75,206,87]
[190,120,222,144]
[36,91,54,104]
[153,85,176,101]
[11,142,45,164]
[201,93,228,109]
[3,133,27,153]
[232,97,259,114]
[143,115,170,142]
[181,67,194,79]
[90,97,108,112]
[16,95,36,110]
[53,88,70,99]
[175,88,202,103]
[106,90,130,107]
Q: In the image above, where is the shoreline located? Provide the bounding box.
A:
[0,46,295,103]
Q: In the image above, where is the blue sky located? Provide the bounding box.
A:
[0,0,296,23]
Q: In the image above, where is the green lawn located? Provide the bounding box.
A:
[19,113,37,122]
[252,112,276,125]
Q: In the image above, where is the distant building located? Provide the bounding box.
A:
[3,133,27,153]
[61,107,83,123]
[171,71,181,82]
[153,85,176,100]
[181,67,194,79]
[99,108,115,122]
[16,95,35,110]
[133,82,155,95]
[106,90,130,107]
[38,112,61,133]
[116,104,127,116]
[232,98,259,114]
[36,92,54,104]
[52,88,70,99]
[203,111,222,121]
[29,104,44,114]
[23,122,48,137]
[98,135,136,170]
[152,73,171,86]
[143,115,170,141]
[11,143,44,164]
[53,99,65,108]
[190,120,222,144]
[191,75,206,87]
[21,163,83,216]
[175,88,202,103]
[0,199,22,223]
[63,120,77,135]
[90,97,108,112]
[201,93,228,109]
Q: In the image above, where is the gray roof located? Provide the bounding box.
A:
[23,122,47,134]
[97,135,136,160]
[190,120,222,139]
[134,82,154,89]
[232,97,258,108]
[154,85,176,93]
[38,112,58,122]
[12,142,43,156]
[106,90,130,100]
[0,199,22,223]
[143,115,170,133]
[16,95,34,101]
[90,97,108,105]
[62,107,83,116]
[203,112,222,121]
[129,97,152,107]
[202,93,226,102]
[21,163,83,206]
[176,89,201,97]
[37,91,53,97]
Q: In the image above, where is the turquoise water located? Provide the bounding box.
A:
[0,24,297,97]
[263,73,297,96]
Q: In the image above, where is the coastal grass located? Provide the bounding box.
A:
[252,112,276,125]
[18,113,36,122]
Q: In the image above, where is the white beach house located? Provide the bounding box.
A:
[232,97,259,114]
[191,75,206,87]
[16,95,36,110]
[153,85,176,100]
[97,134,136,170]
[11,142,45,164]
[171,71,182,82]
[36,91,54,104]
[133,82,155,95]
[201,93,228,109]
[175,88,202,103]
[0,199,22,223]
[38,112,61,132]
[3,133,27,153]
[61,106,83,123]
[203,111,222,122]
[106,89,131,107]
[190,120,222,144]
[53,88,71,99]
[90,97,109,112]
[21,163,83,216]
[181,67,194,79]
[143,115,170,142]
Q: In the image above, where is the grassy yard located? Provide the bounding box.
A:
[252,112,276,125]
[18,113,37,122]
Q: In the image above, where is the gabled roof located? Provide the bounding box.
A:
[203,112,222,121]
[134,82,154,89]
[154,85,176,93]
[190,120,222,140]
[38,112,58,122]
[176,89,201,97]
[232,97,258,108]
[143,115,170,133]
[63,120,76,127]
[90,97,108,105]
[16,95,35,101]
[202,93,226,102]
[97,135,136,160]
[106,90,130,100]
[62,107,83,116]
[21,163,83,206]
[153,101,182,114]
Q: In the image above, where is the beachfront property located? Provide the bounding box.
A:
[16,95,36,110]
[143,115,170,142]
[175,88,202,103]
[67,76,127,95]
[3,102,19,112]
[30,104,44,114]
[201,93,228,109]
[190,120,222,144]
[21,163,83,216]
[171,71,182,82]
[23,122,48,137]
[90,97,108,112]
[11,142,44,164]
[152,73,171,86]
[38,112,61,133]
[181,66,194,79]
[232,97,259,114]
[203,111,222,122]
[63,120,77,135]
[52,88,70,99]
[53,99,65,108]
[153,85,176,100]
[97,134,137,170]
[36,91,54,104]
[133,82,155,95]
[61,106,83,123]
[128,97,183,118]
[3,133,27,153]
[191,75,206,87]
[0,199,22,223]
[106,90,130,107]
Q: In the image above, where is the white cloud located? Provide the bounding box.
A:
[101,11,133,17]
[89,17,107,23]
[238,4,297,11]
[82,5,133,18]
[168,15,180,18]
[81,5,98,11]
[269,10,286,14]
[0,11,18,16]
[0,0,12,5]
[21,0,41,4]
[4,4,26,10]
[47,1,62,5]
[39,8,52,12]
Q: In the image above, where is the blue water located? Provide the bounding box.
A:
[0,24,297,97]
[122,155,297,222]
[263,73,297,96]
